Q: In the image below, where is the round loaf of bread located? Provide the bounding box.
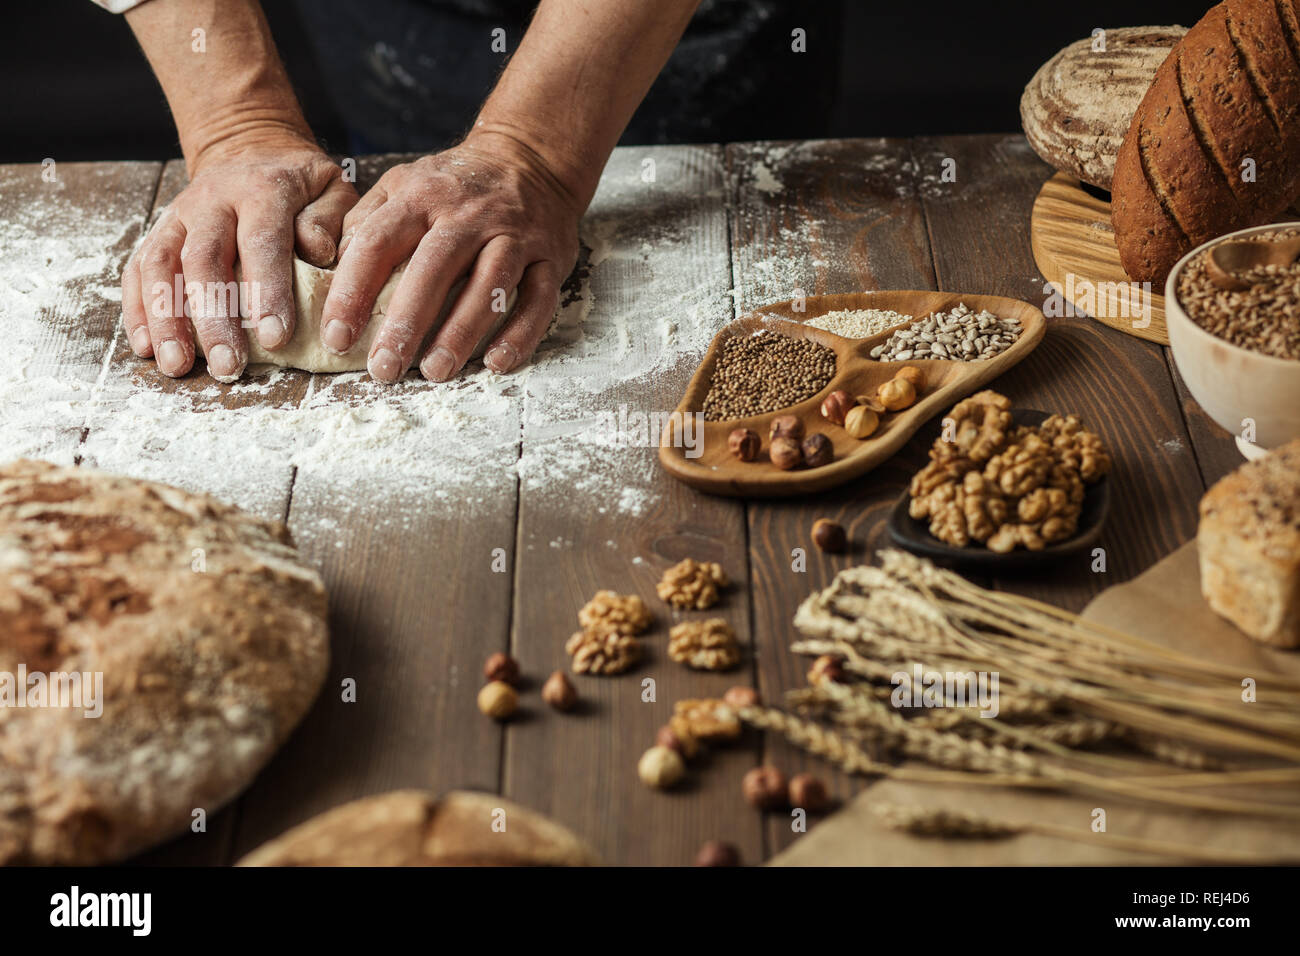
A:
[237,790,601,866]
[0,459,329,864]
[1020,26,1185,190]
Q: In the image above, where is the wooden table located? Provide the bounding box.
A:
[0,136,1242,866]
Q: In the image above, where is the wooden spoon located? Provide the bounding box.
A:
[1206,235,1300,290]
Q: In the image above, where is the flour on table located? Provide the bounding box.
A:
[1,148,733,529]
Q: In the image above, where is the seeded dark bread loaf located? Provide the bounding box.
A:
[237,790,602,866]
[1198,440,1300,648]
[1112,0,1300,283]
[0,459,330,864]
[1020,26,1186,190]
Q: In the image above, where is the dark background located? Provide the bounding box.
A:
[4,0,1204,163]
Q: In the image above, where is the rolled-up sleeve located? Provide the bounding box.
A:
[89,0,152,12]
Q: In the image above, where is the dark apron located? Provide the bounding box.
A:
[292,0,842,152]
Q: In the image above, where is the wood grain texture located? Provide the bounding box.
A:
[0,160,160,462]
[916,135,1205,610]
[1031,172,1169,343]
[500,145,762,867]
[726,138,937,857]
[659,291,1044,496]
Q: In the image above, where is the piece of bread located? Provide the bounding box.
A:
[0,459,330,864]
[1021,26,1186,190]
[1198,440,1300,648]
[237,790,602,866]
[1113,0,1300,284]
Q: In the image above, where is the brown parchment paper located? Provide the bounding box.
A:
[769,541,1300,866]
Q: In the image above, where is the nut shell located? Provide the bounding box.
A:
[769,436,803,470]
[638,745,686,790]
[801,433,833,468]
[844,405,879,439]
[893,365,925,390]
[483,652,520,686]
[694,840,741,867]
[788,773,830,813]
[769,415,805,441]
[742,766,789,810]
[477,681,518,720]
[811,518,847,553]
[877,377,917,411]
[727,427,761,462]
[820,389,856,426]
[541,670,577,712]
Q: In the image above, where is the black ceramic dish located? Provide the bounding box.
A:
[886,409,1111,572]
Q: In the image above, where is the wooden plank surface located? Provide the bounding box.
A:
[1,134,1250,867]
[501,145,763,866]
[0,160,160,462]
[726,138,936,857]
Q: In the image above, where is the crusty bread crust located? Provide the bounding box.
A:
[0,460,330,864]
[1198,440,1300,648]
[1113,0,1300,283]
[1020,26,1186,190]
[237,790,602,866]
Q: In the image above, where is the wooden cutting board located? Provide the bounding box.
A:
[1030,172,1169,345]
[657,291,1045,497]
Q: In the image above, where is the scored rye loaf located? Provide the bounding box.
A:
[0,460,330,864]
[1112,0,1300,284]
[1020,26,1186,190]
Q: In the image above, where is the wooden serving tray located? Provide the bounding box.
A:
[1030,172,1169,345]
[658,291,1046,497]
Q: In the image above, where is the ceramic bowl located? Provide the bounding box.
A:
[1165,222,1300,459]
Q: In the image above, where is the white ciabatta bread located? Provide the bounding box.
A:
[1020,26,1186,190]
[0,460,329,864]
[237,790,601,866]
[1198,440,1300,648]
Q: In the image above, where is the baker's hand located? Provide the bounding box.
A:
[122,135,358,381]
[323,131,582,382]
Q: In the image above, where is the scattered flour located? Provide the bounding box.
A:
[0,149,734,531]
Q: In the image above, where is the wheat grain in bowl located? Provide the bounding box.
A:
[1176,228,1300,360]
[1165,223,1300,457]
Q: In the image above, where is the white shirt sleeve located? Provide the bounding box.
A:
[88,0,152,12]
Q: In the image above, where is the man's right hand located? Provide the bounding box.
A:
[122,136,357,382]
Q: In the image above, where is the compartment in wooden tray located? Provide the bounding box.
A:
[658,291,1046,497]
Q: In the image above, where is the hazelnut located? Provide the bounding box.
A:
[656,722,700,760]
[638,745,686,790]
[877,377,917,411]
[742,766,789,810]
[855,395,887,414]
[893,365,925,390]
[483,652,520,686]
[788,773,831,813]
[844,405,879,439]
[694,840,741,867]
[811,518,847,553]
[727,427,761,462]
[477,680,518,720]
[769,436,803,470]
[769,415,805,441]
[541,670,577,712]
[807,654,845,685]
[723,685,760,710]
[819,389,856,426]
[801,433,833,468]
